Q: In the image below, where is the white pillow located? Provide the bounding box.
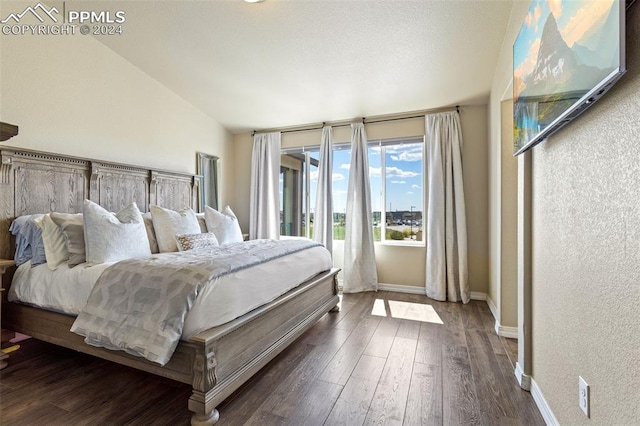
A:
[50,212,85,267]
[84,200,151,264]
[34,214,69,270]
[142,212,160,254]
[204,205,243,245]
[150,205,201,252]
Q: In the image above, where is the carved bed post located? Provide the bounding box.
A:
[193,175,202,212]
[189,344,219,426]
[329,274,341,312]
[0,152,14,259]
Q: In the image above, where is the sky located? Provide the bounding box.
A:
[303,142,424,216]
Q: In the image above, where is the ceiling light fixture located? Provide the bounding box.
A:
[244,0,265,3]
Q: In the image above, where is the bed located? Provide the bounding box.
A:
[0,147,340,425]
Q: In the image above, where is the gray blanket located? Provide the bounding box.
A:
[71,239,321,365]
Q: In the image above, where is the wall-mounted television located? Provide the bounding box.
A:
[513,0,627,155]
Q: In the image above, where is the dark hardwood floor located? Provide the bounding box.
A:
[0,291,544,425]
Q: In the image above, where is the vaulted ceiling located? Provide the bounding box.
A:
[96,0,515,133]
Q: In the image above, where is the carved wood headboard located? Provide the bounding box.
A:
[0,147,201,259]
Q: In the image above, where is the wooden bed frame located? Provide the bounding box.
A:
[0,147,340,425]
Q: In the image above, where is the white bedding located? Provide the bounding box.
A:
[8,245,332,339]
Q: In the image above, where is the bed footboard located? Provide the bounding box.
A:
[2,268,340,425]
[187,268,340,425]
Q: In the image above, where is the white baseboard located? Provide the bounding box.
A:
[469,291,486,301]
[377,283,425,294]
[514,362,531,391]
[486,296,518,338]
[530,376,559,426]
[495,323,518,339]
[375,284,488,302]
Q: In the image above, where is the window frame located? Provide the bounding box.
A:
[280,147,319,239]
[279,136,426,247]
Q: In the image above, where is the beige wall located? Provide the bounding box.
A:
[233,106,489,292]
[499,99,517,328]
[0,28,234,206]
[490,2,640,424]
[529,5,640,423]
[487,0,529,327]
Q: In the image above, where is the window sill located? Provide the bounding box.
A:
[375,240,425,247]
[332,239,425,248]
[332,240,425,248]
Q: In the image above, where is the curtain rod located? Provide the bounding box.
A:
[251,105,460,136]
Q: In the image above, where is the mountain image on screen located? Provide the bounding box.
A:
[513,0,622,152]
[520,11,617,99]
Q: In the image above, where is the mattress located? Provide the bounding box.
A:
[8,245,332,339]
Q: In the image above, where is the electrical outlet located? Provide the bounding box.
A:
[579,376,590,418]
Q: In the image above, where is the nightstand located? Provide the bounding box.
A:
[0,259,15,370]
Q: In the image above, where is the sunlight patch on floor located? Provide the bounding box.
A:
[371,299,444,324]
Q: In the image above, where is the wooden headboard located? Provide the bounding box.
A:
[0,147,202,259]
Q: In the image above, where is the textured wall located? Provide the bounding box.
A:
[530,4,640,423]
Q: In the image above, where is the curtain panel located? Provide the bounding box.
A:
[313,126,334,255]
[424,111,469,303]
[343,123,378,293]
[250,132,281,240]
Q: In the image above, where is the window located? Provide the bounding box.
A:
[279,136,424,244]
[197,152,219,211]
[280,148,318,238]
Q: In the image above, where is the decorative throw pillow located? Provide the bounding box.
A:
[175,232,219,251]
[50,212,85,267]
[204,205,243,245]
[83,200,151,264]
[36,214,70,270]
[142,212,160,254]
[9,214,45,266]
[25,215,47,266]
[150,205,201,252]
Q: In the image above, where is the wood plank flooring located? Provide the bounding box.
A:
[0,291,544,425]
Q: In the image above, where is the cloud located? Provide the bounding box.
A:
[390,151,422,162]
[387,144,423,162]
[386,166,419,178]
[412,184,421,189]
[547,0,562,19]
[391,180,406,184]
[514,36,541,96]
[407,191,414,195]
[339,163,418,178]
[560,0,614,47]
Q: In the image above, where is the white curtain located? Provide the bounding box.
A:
[343,123,378,293]
[425,112,469,303]
[313,126,333,255]
[250,132,281,240]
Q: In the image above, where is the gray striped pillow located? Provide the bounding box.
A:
[50,212,85,267]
